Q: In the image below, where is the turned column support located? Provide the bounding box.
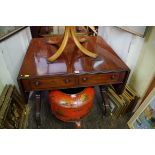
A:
[99,86,110,116]
[35,91,41,128]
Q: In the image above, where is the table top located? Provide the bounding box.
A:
[18,36,129,78]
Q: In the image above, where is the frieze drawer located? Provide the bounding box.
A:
[31,76,77,90]
[79,72,126,86]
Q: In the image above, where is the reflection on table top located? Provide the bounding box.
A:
[19,36,129,77]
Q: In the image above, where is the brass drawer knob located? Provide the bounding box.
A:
[35,81,40,86]
[64,79,70,83]
[111,74,118,80]
[82,77,87,81]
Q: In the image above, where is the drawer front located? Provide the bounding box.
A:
[79,72,126,86]
[31,76,77,90]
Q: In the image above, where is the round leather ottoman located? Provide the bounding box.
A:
[48,87,95,124]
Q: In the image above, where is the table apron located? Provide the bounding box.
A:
[20,72,126,91]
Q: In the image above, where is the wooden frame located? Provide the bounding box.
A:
[116,26,147,38]
[107,92,122,117]
[0,26,26,42]
[107,87,126,117]
[0,85,29,128]
[141,75,155,103]
[128,87,155,129]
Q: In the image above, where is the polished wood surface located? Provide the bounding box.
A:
[18,36,129,92]
[18,36,129,77]
[17,36,130,127]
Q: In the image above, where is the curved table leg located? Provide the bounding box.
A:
[48,27,70,62]
[71,26,97,58]
[48,26,98,62]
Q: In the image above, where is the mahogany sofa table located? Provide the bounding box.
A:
[17,36,130,127]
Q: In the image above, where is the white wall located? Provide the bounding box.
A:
[129,27,155,97]
[53,26,65,34]
[0,27,32,94]
[98,26,144,83]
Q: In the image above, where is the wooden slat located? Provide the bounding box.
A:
[12,87,24,110]
[0,84,28,128]
[2,99,12,123]
[19,104,30,129]
[0,85,14,124]
[0,85,9,108]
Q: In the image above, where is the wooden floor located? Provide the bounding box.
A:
[27,87,131,129]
